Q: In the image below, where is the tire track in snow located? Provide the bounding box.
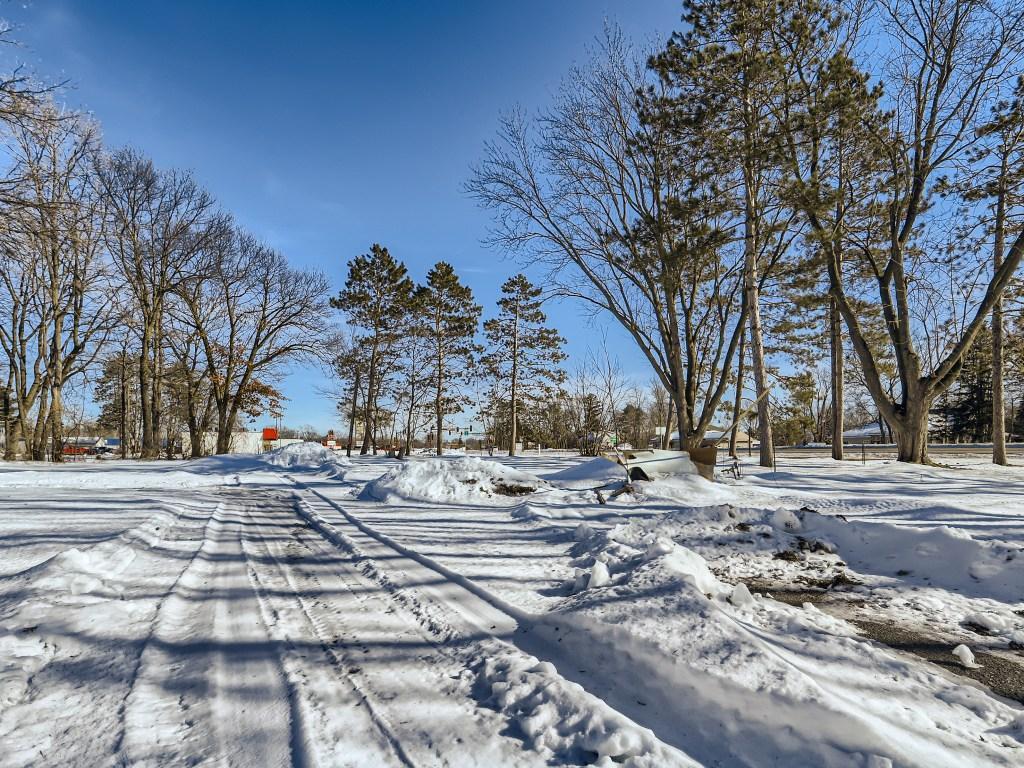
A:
[110,495,225,762]
[1,493,225,768]
[285,478,701,765]
[242,488,542,768]
[120,496,294,768]
[239,494,418,768]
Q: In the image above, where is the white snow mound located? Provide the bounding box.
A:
[361,457,546,504]
[262,442,350,472]
[479,650,698,767]
[542,458,626,489]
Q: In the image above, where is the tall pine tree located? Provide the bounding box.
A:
[416,262,481,455]
[482,275,566,455]
[330,245,414,454]
[651,0,804,467]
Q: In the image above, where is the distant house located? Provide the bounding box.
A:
[842,421,886,444]
[657,428,758,450]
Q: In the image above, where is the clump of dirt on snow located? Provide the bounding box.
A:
[361,457,547,504]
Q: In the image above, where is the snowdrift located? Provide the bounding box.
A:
[361,457,546,504]
[631,472,740,505]
[540,457,626,490]
[0,442,350,489]
[260,442,351,473]
[0,464,242,489]
[538,510,1024,767]
[478,651,697,767]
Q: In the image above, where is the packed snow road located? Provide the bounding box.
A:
[0,485,545,767]
[2,446,1024,767]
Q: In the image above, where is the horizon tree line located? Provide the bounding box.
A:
[0,45,329,461]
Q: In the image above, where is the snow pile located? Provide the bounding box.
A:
[563,501,1024,651]
[629,472,740,506]
[541,457,625,490]
[0,464,243,489]
[952,644,982,669]
[543,508,1024,765]
[361,457,546,504]
[478,650,697,767]
[0,632,54,708]
[261,442,350,473]
[801,511,1024,602]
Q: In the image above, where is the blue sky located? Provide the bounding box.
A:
[5,0,682,431]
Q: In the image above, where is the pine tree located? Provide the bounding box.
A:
[330,245,414,454]
[651,0,804,467]
[416,262,481,455]
[936,326,994,443]
[481,275,566,456]
[966,79,1024,463]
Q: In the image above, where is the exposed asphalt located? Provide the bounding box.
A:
[751,585,1024,704]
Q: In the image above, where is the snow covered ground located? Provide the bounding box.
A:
[1,446,1023,766]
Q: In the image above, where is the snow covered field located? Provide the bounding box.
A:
[1,447,1023,767]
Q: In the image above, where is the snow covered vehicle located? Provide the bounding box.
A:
[608,445,717,482]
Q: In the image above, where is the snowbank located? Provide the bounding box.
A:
[541,457,625,490]
[0,442,350,489]
[0,464,242,489]
[801,511,1024,603]
[361,457,546,504]
[261,442,350,473]
[631,472,741,506]
[478,650,697,767]
[547,513,1024,766]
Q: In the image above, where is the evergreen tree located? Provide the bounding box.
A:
[937,326,994,443]
[94,349,141,458]
[330,245,414,454]
[651,0,805,467]
[962,78,1024,463]
[481,275,566,455]
[416,262,481,455]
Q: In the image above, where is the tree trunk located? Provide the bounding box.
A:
[152,328,165,457]
[189,419,203,458]
[347,366,360,459]
[739,90,774,468]
[5,412,22,461]
[139,338,153,456]
[214,396,232,455]
[891,387,931,462]
[993,295,1007,465]
[894,414,929,463]
[361,348,377,455]
[744,215,774,467]
[31,390,49,461]
[1,386,9,460]
[830,295,844,461]
[729,329,746,458]
[49,381,64,464]
[662,396,673,450]
[435,365,444,456]
[508,405,517,456]
[992,157,1008,466]
[508,304,520,456]
[119,355,129,459]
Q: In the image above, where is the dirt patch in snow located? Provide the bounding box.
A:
[851,618,1024,705]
